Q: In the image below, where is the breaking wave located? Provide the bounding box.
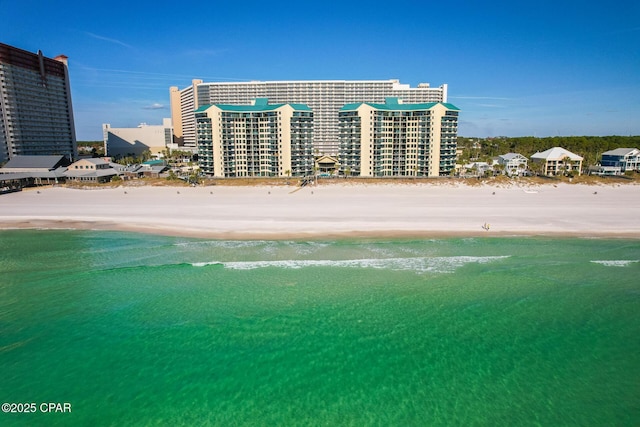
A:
[590,260,639,267]
[192,256,509,274]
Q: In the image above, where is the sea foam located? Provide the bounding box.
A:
[192,255,509,274]
[590,260,639,267]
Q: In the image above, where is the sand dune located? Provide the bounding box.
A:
[1,182,639,239]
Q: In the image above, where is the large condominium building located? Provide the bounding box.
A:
[0,43,77,164]
[338,98,459,177]
[170,79,447,155]
[195,98,313,177]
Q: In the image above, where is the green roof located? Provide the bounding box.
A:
[195,98,312,113]
[340,98,459,112]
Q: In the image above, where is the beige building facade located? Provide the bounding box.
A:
[531,147,583,176]
[195,99,313,177]
[338,99,459,177]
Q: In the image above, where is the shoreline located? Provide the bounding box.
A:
[2,220,640,241]
[1,183,639,240]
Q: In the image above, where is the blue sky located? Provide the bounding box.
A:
[2,0,639,140]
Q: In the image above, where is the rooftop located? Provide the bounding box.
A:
[340,98,459,112]
[531,147,583,161]
[602,148,639,156]
[499,153,527,161]
[2,155,69,170]
[73,158,110,166]
[196,98,312,113]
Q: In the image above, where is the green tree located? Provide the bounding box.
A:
[188,172,201,185]
[562,155,573,176]
[529,160,544,176]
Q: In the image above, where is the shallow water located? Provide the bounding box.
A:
[1,231,639,426]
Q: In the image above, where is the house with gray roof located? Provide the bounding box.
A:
[600,148,640,174]
[462,161,493,177]
[497,153,528,176]
[121,160,169,179]
[64,158,119,183]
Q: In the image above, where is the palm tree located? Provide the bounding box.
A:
[562,155,573,176]
[529,160,544,177]
[188,171,201,185]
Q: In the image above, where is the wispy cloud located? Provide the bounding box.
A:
[85,32,134,49]
[450,96,513,100]
[143,103,166,110]
[75,66,250,82]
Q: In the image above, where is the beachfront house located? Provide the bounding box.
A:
[119,160,169,179]
[497,153,528,176]
[600,148,640,174]
[64,158,119,183]
[315,155,340,177]
[462,161,493,177]
[530,147,583,176]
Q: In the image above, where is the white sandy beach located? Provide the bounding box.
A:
[1,182,639,239]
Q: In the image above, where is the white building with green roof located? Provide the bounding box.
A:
[338,98,459,177]
[195,99,313,177]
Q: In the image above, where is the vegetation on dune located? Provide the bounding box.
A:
[57,174,638,190]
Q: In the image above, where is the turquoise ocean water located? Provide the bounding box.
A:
[1,230,639,426]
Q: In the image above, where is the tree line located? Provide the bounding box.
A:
[457,135,640,166]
